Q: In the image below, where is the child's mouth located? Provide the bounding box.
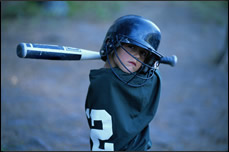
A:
[128,61,136,67]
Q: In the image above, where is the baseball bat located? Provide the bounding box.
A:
[16,43,101,60]
[159,55,177,67]
[17,43,177,66]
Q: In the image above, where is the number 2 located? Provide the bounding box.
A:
[86,109,114,151]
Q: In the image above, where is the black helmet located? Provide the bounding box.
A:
[100,15,163,87]
[100,15,162,62]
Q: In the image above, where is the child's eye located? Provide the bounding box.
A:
[140,50,148,57]
[127,44,136,49]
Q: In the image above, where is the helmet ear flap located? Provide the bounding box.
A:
[100,37,116,61]
[141,59,153,74]
[107,39,114,49]
[141,56,160,74]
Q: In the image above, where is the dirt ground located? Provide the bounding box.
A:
[1,1,228,151]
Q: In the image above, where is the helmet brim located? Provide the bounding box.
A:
[119,36,163,60]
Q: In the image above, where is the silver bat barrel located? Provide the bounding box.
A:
[17,43,101,60]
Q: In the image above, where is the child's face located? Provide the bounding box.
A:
[113,44,149,73]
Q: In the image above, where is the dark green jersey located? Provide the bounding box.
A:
[85,68,161,151]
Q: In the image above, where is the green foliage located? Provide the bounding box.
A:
[2,1,123,21]
[2,2,42,19]
[1,145,7,151]
[67,1,123,21]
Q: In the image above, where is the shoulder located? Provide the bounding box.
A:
[88,68,117,87]
[89,68,112,78]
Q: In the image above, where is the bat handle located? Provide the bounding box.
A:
[159,55,178,66]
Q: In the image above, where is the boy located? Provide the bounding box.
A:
[85,15,162,151]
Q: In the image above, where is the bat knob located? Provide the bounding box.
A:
[159,55,178,66]
[171,55,178,66]
[17,43,27,58]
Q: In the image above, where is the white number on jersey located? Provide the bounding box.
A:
[86,109,114,151]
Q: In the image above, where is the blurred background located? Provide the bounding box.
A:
[1,1,228,151]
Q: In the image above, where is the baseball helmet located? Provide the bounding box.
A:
[100,15,162,62]
[100,15,163,87]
